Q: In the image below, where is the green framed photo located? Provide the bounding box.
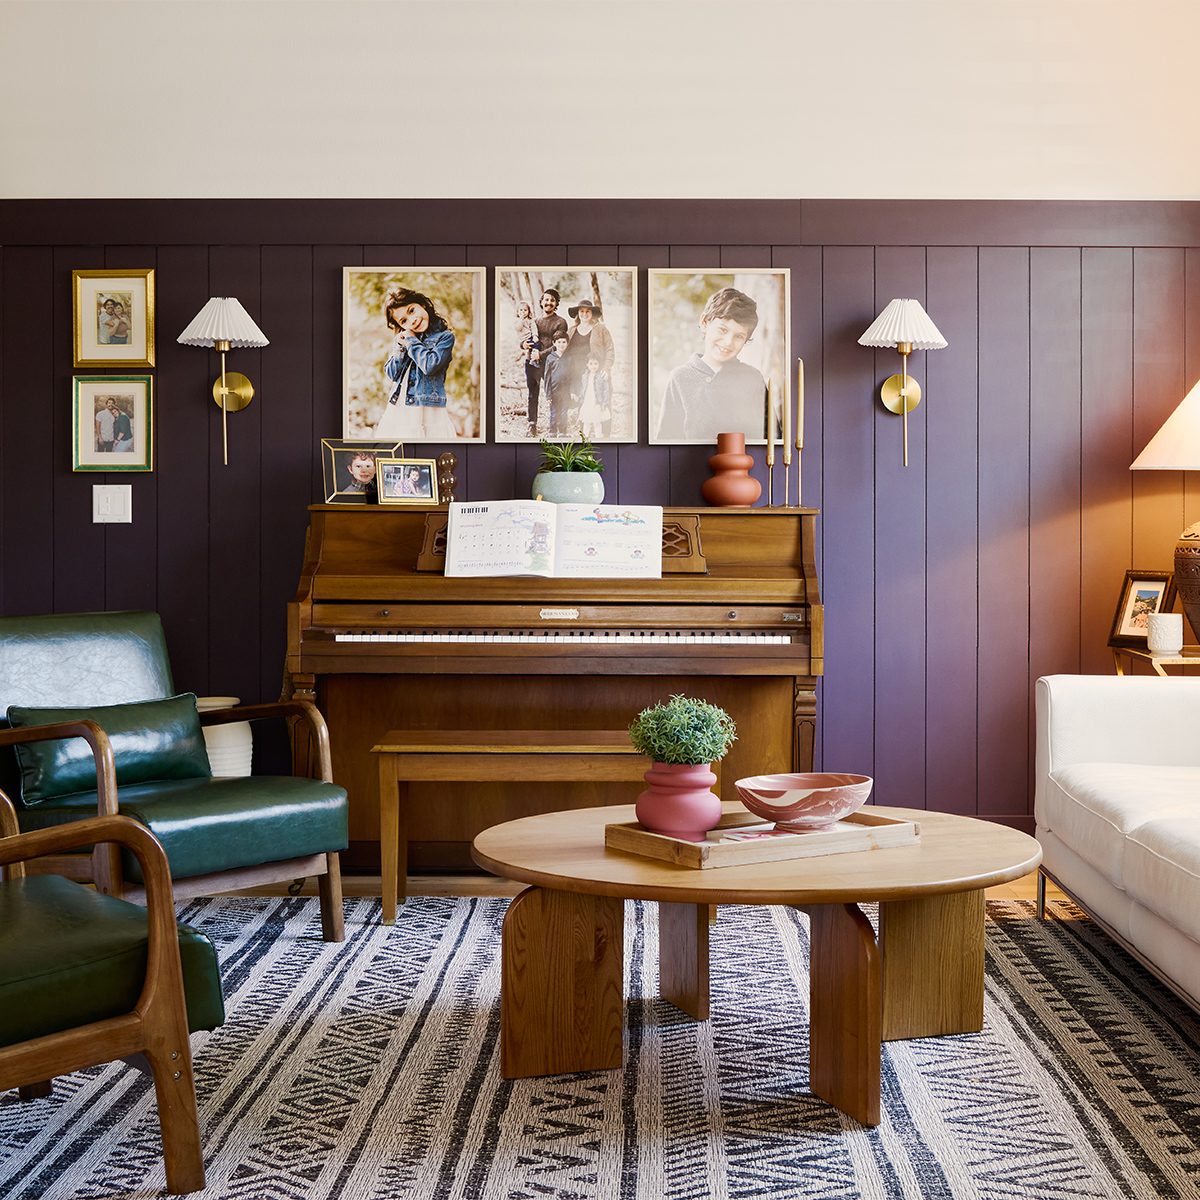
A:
[73,375,153,472]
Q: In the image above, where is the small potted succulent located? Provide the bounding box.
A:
[532,433,605,504]
[628,694,737,839]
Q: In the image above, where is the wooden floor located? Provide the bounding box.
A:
[241,872,1065,903]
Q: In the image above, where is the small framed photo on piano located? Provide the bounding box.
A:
[321,439,403,504]
[376,457,440,506]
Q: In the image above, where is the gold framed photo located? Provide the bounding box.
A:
[73,269,155,368]
[376,457,439,506]
[320,439,403,503]
[73,376,153,472]
[1108,569,1177,648]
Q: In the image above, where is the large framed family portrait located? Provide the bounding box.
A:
[493,267,637,443]
[647,268,790,445]
[72,269,155,368]
[72,375,153,472]
[343,267,486,444]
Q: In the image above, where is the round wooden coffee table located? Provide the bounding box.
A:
[472,803,1041,1127]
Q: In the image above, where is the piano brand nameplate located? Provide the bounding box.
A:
[540,608,579,620]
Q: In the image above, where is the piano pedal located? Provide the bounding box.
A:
[288,877,307,896]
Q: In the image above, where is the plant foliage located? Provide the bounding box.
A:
[537,433,604,474]
[628,694,737,765]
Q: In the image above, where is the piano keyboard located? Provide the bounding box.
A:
[334,631,792,645]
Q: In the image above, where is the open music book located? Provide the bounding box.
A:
[444,500,663,579]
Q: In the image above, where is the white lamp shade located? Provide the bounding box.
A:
[177,297,269,348]
[859,298,947,350]
[1131,378,1200,470]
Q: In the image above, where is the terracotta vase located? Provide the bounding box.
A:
[701,432,762,507]
[635,761,722,841]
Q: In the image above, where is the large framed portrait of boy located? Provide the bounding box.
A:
[72,269,155,368]
[647,268,790,445]
[494,267,637,443]
[73,375,153,471]
[343,267,486,444]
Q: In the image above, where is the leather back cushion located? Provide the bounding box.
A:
[7,694,212,804]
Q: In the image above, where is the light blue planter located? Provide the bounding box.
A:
[531,471,605,504]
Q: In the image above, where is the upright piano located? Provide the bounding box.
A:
[284,505,823,872]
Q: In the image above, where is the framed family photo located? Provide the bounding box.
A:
[494,267,637,443]
[647,268,790,445]
[73,269,155,368]
[1108,569,1177,648]
[343,267,486,445]
[320,439,403,504]
[376,457,439,505]
[73,376,153,472]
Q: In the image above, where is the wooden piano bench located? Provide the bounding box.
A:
[371,730,650,923]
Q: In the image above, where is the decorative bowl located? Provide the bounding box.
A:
[733,772,874,831]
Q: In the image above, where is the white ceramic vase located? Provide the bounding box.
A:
[196,695,254,778]
[531,471,605,504]
[1147,612,1184,656]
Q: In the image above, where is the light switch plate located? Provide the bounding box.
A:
[93,484,132,523]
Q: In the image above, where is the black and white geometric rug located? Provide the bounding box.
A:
[2,896,1198,1199]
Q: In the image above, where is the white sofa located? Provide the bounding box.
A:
[1035,674,1200,1009]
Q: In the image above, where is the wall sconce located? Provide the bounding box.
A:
[858,298,947,466]
[177,297,270,466]
[1131,377,1200,643]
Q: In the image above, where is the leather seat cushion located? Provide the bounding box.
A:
[1037,763,1200,886]
[1124,815,1200,944]
[19,776,349,882]
[0,875,224,1047]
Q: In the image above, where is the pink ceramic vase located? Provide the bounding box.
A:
[635,761,722,841]
[701,432,762,507]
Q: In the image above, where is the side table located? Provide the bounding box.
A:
[1112,645,1200,677]
[372,730,652,923]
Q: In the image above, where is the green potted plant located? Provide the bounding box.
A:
[628,694,737,839]
[532,433,605,504]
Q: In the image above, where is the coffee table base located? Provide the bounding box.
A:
[499,886,986,1128]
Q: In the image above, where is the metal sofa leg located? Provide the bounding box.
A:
[1036,869,1046,920]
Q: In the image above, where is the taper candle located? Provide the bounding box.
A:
[796,358,805,450]
[783,368,791,452]
[765,382,774,466]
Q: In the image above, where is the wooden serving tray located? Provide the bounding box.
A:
[604,809,920,869]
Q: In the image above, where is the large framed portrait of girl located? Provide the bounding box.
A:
[647,268,790,445]
[343,267,486,444]
[493,267,637,443]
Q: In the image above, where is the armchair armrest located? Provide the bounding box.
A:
[0,799,181,1030]
[198,699,333,782]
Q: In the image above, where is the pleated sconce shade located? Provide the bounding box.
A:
[858,298,947,351]
[177,297,270,349]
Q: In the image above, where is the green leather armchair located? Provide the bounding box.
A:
[0,791,224,1195]
[0,611,349,940]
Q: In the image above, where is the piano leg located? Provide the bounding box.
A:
[794,681,818,771]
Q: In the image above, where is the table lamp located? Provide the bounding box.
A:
[1130,377,1200,642]
[178,297,270,465]
[858,298,947,466]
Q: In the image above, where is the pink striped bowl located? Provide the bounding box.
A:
[733,773,873,831]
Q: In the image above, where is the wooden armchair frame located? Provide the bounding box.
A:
[0,794,208,1195]
[0,700,344,941]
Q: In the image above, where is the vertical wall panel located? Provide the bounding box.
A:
[1186,249,1200,541]
[977,248,1030,818]
[312,246,361,502]
[820,246,876,777]
[1131,249,1186,565]
[925,247,980,815]
[872,246,928,808]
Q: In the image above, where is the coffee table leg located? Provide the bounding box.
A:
[879,889,985,1041]
[501,886,624,1079]
[378,757,402,924]
[803,902,881,1127]
[659,901,709,1020]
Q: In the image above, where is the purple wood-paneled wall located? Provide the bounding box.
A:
[4,199,1200,833]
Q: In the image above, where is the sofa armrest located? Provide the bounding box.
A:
[1036,675,1200,779]
[198,699,333,783]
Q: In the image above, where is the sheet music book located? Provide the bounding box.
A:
[444,500,663,579]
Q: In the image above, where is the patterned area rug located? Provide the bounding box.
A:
[2,896,1198,1199]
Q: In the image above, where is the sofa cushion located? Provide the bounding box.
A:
[7,693,211,805]
[18,775,349,882]
[1124,815,1200,944]
[1038,762,1200,887]
[0,874,224,1047]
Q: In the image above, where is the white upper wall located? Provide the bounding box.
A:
[3,0,1198,200]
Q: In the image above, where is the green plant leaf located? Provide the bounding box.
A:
[628,693,737,765]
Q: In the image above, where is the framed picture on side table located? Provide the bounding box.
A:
[1108,569,1177,648]
[72,269,155,368]
[73,375,153,472]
